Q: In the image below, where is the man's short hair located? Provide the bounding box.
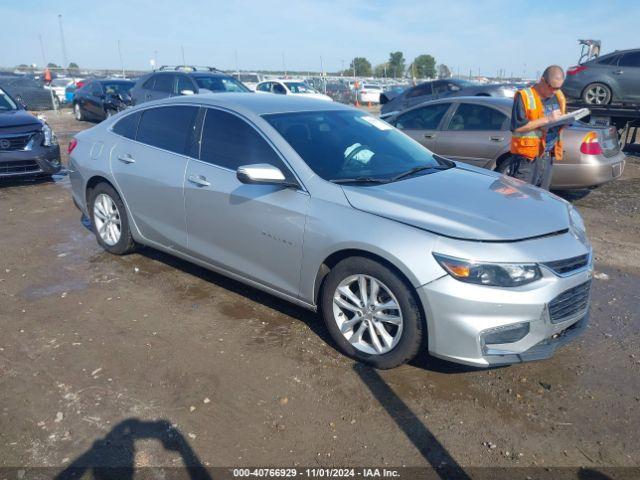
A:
[542,65,565,81]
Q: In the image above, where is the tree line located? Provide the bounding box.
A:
[343,52,451,80]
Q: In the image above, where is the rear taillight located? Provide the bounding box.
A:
[67,138,78,154]
[567,65,588,76]
[580,131,602,155]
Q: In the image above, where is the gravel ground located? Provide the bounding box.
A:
[0,109,638,476]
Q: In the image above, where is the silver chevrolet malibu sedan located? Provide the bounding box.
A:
[68,93,593,369]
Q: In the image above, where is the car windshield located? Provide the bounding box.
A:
[452,79,477,87]
[284,82,315,93]
[194,76,250,92]
[0,88,18,110]
[103,82,134,95]
[264,110,451,183]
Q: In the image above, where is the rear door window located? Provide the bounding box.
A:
[153,74,175,93]
[597,55,621,66]
[395,103,450,130]
[446,103,507,131]
[112,111,141,140]
[136,106,199,154]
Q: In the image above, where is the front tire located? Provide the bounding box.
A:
[320,256,424,369]
[582,82,612,105]
[89,183,136,255]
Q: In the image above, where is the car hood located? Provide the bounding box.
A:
[341,167,570,241]
[0,109,41,129]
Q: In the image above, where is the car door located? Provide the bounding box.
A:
[434,102,509,167]
[393,102,453,151]
[615,51,640,101]
[184,107,308,297]
[110,105,199,250]
[87,82,105,118]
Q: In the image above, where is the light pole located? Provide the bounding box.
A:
[118,40,125,78]
[57,14,68,73]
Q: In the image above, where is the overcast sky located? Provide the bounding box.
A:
[1,0,637,77]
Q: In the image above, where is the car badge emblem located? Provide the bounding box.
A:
[0,139,11,150]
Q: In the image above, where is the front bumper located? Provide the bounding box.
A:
[0,145,62,178]
[416,260,593,367]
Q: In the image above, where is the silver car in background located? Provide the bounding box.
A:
[384,96,626,189]
[68,94,593,369]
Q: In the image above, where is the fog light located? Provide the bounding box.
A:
[481,322,530,354]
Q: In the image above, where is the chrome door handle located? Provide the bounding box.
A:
[117,154,135,164]
[612,70,623,75]
[424,133,436,139]
[188,175,210,187]
[490,136,504,142]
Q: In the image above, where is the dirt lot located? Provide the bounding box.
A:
[1,110,639,476]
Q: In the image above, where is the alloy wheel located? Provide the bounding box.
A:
[585,85,609,104]
[332,274,403,355]
[93,193,122,246]
[75,104,82,120]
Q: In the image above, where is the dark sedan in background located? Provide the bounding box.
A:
[380,78,517,115]
[385,96,625,190]
[564,48,640,105]
[0,73,58,110]
[0,87,61,178]
[73,79,135,122]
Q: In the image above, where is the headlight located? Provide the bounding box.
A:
[568,205,586,234]
[42,122,58,147]
[433,253,541,287]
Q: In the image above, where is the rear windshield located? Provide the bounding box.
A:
[194,76,249,92]
[284,82,314,93]
[103,82,134,95]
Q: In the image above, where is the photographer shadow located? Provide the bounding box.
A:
[54,418,211,480]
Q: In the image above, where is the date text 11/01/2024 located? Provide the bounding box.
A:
[232,468,401,478]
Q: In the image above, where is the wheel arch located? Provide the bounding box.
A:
[580,81,614,102]
[313,248,420,307]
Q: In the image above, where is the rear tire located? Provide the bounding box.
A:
[88,183,136,255]
[582,83,612,105]
[320,256,424,369]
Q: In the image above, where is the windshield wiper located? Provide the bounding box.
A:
[330,177,389,185]
[390,164,452,182]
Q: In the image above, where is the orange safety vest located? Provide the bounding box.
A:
[510,86,566,160]
[44,68,52,83]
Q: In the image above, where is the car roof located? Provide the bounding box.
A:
[130,92,353,116]
[150,70,231,78]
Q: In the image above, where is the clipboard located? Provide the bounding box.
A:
[546,108,590,129]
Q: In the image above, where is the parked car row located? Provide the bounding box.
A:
[67,93,594,369]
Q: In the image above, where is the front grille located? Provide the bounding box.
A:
[548,280,591,324]
[0,160,41,175]
[0,134,33,151]
[543,254,590,276]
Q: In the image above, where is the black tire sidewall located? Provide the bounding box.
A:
[320,256,424,369]
[89,183,134,255]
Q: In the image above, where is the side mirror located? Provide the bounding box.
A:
[180,89,195,95]
[236,164,296,187]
